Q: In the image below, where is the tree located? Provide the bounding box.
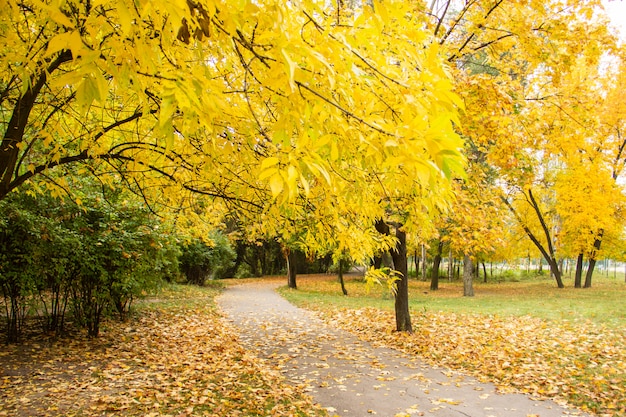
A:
[426,0,621,288]
[0,0,463,206]
[1,0,468,333]
[430,239,444,291]
[179,234,235,285]
[463,254,475,297]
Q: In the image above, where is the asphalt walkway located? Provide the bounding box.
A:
[217,281,593,417]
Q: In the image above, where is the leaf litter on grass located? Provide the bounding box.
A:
[318,307,625,417]
[0,286,327,417]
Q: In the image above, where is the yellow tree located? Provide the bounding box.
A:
[425,0,620,287]
[444,157,505,295]
[0,0,465,331]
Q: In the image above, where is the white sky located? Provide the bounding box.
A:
[602,0,626,42]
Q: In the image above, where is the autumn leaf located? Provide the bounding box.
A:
[0,285,327,417]
[319,307,626,416]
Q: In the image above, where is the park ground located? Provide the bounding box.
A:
[0,273,624,416]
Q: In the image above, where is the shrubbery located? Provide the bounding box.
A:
[1,190,340,344]
[0,190,179,343]
[179,232,236,285]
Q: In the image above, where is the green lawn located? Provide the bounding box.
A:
[280,272,626,328]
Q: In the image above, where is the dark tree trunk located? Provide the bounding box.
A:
[421,244,427,281]
[1,51,73,200]
[390,226,412,333]
[584,230,603,288]
[501,193,564,288]
[463,254,475,297]
[414,252,420,280]
[375,219,412,333]
[482,262,487,283]
[574,253,583,288]
[286,248,297,289]
[430,240,443,291]
[338,259,348,296]
[584,258,597,288]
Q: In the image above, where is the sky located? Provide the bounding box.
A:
[602,0,626,42]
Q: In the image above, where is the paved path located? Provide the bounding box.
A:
[217,282,592,417]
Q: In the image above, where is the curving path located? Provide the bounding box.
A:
[217,281,593,417]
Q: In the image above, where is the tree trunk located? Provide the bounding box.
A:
[430,240,443,291]
[390,225,412,333]
[501,193,564,288]
[0,51,74,200]
[584,259,597,288]
[448,248,453,281]
[482,262,487,283]
[420,244,427,282]
[584,230,603,288]
[286,248,297,289]
[415,253,420,280]
[463,254,475,297]
[375,219,412,333]
[338,259,348,296]
[574,253,583,288]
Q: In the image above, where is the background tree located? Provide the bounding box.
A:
[426,0,621,288]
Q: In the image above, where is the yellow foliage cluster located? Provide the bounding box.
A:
[0,0,466,257]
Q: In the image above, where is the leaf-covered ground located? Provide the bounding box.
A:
[307,303,625,417]
[319,308,626,416]
[0,285,327,417]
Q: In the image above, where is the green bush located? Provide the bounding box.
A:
[179,232,236,285]
[0,189,180,342]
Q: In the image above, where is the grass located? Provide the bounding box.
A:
[279,272,626,328]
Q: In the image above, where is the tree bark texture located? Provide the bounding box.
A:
[375,219,412,333]
[421,244,427,281]
[0,51,73,200]
[338,259,348,296]
[286,248,297,289]
[390,225,412,333]
[584,230,603,288]
[575,253,583,288]
[463,254,475,297]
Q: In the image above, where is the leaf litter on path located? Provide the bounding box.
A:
[219,282,598,417]
[321,307,625,417]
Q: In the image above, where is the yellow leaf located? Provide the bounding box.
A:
[269,172,284,197]
[330,142,339,161]
[258,167,278,181]
[281,49,297,93]
[46,31,83,58]
[260,157,280,170]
